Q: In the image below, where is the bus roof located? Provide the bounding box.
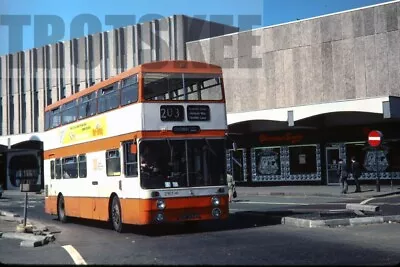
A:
[44,60,222,112]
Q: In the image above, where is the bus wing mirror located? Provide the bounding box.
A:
[130,144,137,154]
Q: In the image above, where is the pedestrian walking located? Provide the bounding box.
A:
[337,158,348,194]
[351,156,362,193]
[227,171,236,203]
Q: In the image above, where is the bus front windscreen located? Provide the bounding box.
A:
[142,73,223,101]
[139,139,227,189]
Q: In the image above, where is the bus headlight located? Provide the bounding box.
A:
[156,213,164,222]
[211,196,220,207]
[157,199,166,210]
[212,208,221,218]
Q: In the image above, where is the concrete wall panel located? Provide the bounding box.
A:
[388,30,400,96]
[274,50,285,108]
[263,52,276,109]
[352,10,364,38]
[342,11,355,39]
[354,37,367,98]
[364,34,378,96]
[375,32,389,96]
[283,49,294,107]
[332,40,345,100]
[364,8,375,36]
[342,38,356,99]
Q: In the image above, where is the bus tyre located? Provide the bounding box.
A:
[57,195,67,223]
[111,196,123,233]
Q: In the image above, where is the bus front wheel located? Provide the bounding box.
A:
[110,195,123,233]
[57,195,67,223]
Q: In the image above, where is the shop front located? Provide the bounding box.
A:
[324,123,400,186]
[226,96,400,186]
[226,129,323,185]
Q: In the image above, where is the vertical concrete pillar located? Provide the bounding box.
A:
[12,54,20,134]
[78,37,86,92]
[36,48,45,132]
[108,30,117,77]
[51,44,58,102]
[125,26,134,69]
[133,26,139,66]
[64,41,72,98]
[25,51,32,133]
[92,33,102,83]
[0,56,7,135]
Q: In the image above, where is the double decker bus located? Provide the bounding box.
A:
[43,60,229,232]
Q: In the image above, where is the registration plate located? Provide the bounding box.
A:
[179,213,201,220]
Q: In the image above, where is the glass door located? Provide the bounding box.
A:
[229,149,246,182]
[326,148,340,184]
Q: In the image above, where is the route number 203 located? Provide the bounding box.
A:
[160,105,184,121]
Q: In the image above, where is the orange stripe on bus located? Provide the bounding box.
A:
[44,130,226,159]
[45,195,229,225]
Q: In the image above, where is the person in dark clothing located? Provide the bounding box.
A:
[351,156,362,193]
[337,158,348,194]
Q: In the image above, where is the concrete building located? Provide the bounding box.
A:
[186,0,400,186]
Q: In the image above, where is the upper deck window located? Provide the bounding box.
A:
[121,75,138,106]
[78,92,97,119]
[61,100,78,125]
[98,82,120,113]
[50,107,61,129]
[143,73,223,101]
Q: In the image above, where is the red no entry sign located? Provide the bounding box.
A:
[368,130,383,147]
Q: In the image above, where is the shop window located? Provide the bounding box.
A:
[50,160,54,179]
[78,154,87,178]
[62,156,78,179]
[106,149,121,176]
[254,147,281,175]
[55,158,62,179]
[346,141,400,174]
[289,145,317,175]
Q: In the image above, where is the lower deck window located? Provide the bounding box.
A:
[106,150,121,176]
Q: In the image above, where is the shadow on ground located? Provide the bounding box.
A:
[55,210,307,237]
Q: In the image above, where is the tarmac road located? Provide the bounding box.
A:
[1,192,400,265]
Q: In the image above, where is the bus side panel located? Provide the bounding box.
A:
[45,196,57,215]
[79,197,94,220]
[121,198,142,224]
[94,197,110,221]
[64,197,81,218]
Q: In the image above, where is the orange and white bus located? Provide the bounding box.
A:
[43,60,229,232]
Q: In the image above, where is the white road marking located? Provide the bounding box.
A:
[234,201,349,205]
[360,198,375,205]
[235,201,311,205]
[62,245,87,265]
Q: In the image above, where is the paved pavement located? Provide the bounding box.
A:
[236,184,400,198]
